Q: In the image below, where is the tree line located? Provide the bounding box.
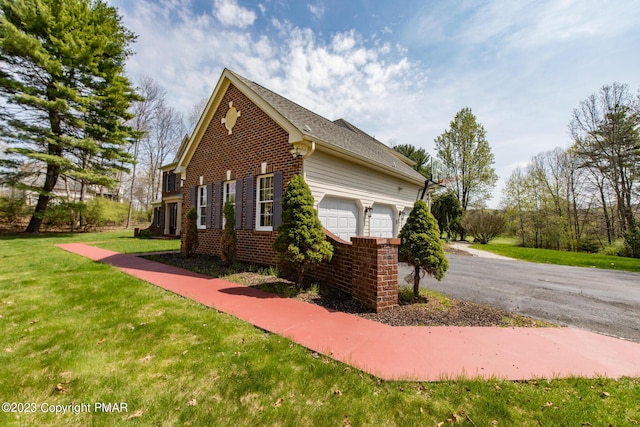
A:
[502,83,639,256]
[1,1,637,260]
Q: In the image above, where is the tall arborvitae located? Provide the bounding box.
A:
[399,200,448,300]
[273,175,333,287]
[220,201,237,266]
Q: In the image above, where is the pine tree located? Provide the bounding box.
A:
[273,175,333,287]
[0,0,139,233]
[399,200,448,300]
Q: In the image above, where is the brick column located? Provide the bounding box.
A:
[351,237,399,313]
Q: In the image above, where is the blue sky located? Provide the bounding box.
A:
[109,0,640,206]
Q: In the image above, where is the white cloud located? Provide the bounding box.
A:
[307,2,325,19]
[111,0,424,144]
[213,0,256,28]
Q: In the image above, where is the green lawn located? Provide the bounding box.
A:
[1,231,638,426]
[470,240,640,272]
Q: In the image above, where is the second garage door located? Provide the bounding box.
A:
[318,197,359,241]
[370,204,394,237]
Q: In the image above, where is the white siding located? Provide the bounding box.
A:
[305,150,421,210]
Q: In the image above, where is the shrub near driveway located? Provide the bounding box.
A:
[0,231,638,426]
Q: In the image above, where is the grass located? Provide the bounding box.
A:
[0,230,638,426]
[470,239,640,272]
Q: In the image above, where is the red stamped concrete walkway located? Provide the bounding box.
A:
[57,243,640,381]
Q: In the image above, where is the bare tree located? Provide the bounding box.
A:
[140,103,185,204]
[124,76,163,228]
[570,83,640,233]
[187,97,209,132]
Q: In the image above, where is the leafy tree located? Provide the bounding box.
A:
[434,107,498,210]
[0,0,139,233]
[220,201,237,266]
[430,191,463,240]
[184,207,198,257]
[392,144,431,178]
[398,200,448,300]
[273,175,333,287]
[623,226,640,258]
[462,210,506,244]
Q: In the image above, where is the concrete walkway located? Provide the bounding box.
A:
[448,241,516,260]
[57,243,640,381]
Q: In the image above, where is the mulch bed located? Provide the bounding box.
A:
[145,252,551,328]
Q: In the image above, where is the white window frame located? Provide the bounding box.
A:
[256,174,274,231]
[222,180,236,227]
[197,185,207,229]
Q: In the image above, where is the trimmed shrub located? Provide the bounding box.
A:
[273,175,333,287]
[399,200,448,300]
[220,201,237,266]
[184,207,199,257]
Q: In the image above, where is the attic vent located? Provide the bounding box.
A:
[303,124,312,133]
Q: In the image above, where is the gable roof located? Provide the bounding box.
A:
[178,68,426,185]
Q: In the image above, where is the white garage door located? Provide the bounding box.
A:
[370,204,394,237]
[318,197,358,241]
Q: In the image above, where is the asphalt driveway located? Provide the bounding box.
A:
[399,254,640,343]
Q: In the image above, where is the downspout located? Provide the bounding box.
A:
[419,180,429,201]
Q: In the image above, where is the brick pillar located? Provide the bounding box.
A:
[351,237,399,313]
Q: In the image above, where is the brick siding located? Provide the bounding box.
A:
[181,82,399,312]
[181,83,301,265]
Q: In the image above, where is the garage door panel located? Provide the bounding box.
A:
[370,205,393,237]
[318,197,358,241]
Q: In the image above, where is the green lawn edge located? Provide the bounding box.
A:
[469,241,640,272]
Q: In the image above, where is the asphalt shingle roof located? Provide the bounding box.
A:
[229,70,426,184]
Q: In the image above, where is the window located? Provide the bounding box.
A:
[165,174,171,192]
[256,175,274,231]
[223,180,235,227]
[197,185,207,229]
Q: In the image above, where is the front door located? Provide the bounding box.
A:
[168,203,178,235]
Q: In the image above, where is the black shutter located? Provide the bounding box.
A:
[245,175,254,230]
[235,178,243,230]
[206,183,213,229]
[272,171,284,229]
[190,186,196,209]
[214,181,222,229]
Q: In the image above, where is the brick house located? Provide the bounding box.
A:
[161,68,436,311]
[150,135,188,236]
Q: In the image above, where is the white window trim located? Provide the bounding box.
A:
[197,185,207,229]
[255,174,274,231]
[223,180,236,227]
